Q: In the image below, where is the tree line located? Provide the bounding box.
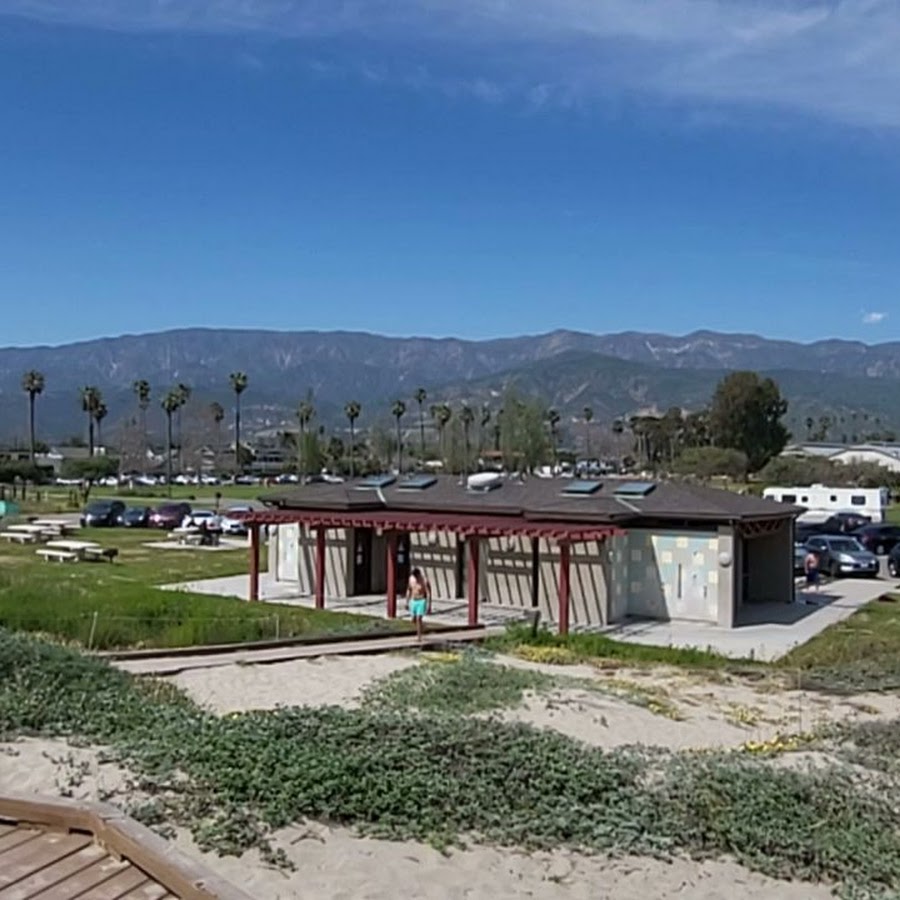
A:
[16,368,794,481]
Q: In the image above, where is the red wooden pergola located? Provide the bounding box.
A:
[234,509,624,634]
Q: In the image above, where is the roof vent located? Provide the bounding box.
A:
[397,475,438,491]
[358,474,396,489]
[467,472,503,492]
[562,480,602,496]
[614,481,656,498]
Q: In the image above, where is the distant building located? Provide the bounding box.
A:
[781,441,900,474]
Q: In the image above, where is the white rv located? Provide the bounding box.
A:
[762,484,890,523]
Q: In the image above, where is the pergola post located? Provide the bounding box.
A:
[248,523,260,602]
[466,535,480,626]
[557,541,571,636]
[315,526,326,610]
[530,536,540,609]
[386,530,398,619]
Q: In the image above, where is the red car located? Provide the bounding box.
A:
[148,502,192,529]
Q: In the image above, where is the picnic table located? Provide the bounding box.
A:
[31,518,76,535]
[6,524,47,534]
[40,539,118,563]
[1,530,38,544]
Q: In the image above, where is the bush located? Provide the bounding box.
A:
[0,461,51,484]
[672,447,748,480]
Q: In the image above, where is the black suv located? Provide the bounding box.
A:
[80,499,126,527]
[852,524,900,555]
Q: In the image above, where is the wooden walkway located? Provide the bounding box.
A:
[0,795,250,899]
[114,627,503,676]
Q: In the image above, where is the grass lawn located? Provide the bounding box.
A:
[0,527,406,650]
[9,483,276,515]
[494,597,900,693]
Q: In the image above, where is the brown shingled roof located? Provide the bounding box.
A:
[261,475,800,525]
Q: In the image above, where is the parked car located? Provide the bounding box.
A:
[80,499,126,528]
[850,524,900,555]
[121,506,152,528]
[888,544,900,578]
[795,512,872,543]
[220,505,251,536]
[148,502,192,529]
[804,535,879,579]
[186,509,222,529]
[794,542,808,577]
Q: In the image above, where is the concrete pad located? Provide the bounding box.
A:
[592,577,895,661]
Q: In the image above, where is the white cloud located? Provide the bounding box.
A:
[862,311,888,324]
[4,0,900,127]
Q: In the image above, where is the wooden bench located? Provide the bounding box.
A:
[82,546,119,563]
[0,531,37,544]
[36,548,78,563]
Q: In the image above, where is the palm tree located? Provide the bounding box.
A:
[21,370,44,463]
[93,401,108,452]
[173,383,191,471]
[297,398,316,480]
[460,404,475,477]
[229,372,248,472]
[431,403,452,467]
[132,379,151,465]
[805,416,815,440]
[547,408,561,470]
[414,387,428,461]
[583,406,594,458]
[161,390,181,496]
[391,399,407,473]
[209,401,225,472]
[344,400,361,478]
[479,404,491,454]
[80,386,101,457]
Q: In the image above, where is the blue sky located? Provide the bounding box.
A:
[1,1,899,347]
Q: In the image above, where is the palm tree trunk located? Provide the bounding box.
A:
[96,419,102,452]
[396,419,403,474]
[234,395,241,472]
[349,421,356,478]
[419,409,425,461]
[166,413,173,497]
[28,394,36,463]
[299,423,306,480]
[88,416,95,458]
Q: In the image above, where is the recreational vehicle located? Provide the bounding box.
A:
[762,484,890,523]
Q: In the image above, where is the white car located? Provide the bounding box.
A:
[186,509,222,529]
[220,505,251,536]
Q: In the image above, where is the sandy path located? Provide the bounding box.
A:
[0,738,832,900]
[166,651,900,751]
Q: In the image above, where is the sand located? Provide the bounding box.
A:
[5,652,894,898]
[0,737,832,900]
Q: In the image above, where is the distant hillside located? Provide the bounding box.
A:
[0,327,899,444]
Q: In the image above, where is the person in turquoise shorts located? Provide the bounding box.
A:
[406,567,432,641]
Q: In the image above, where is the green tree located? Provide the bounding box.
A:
[391,399,407,473]
[297,396,316,480]
[708,371,789,472]
[414,388,428,461]
[79,386,102,457]
[344,400,361,478]
[672,446,748,481]
[21,370,45,463]
[161,389,181,496]
[61,456,119,503]
[229,372,248,472]
[499,390,548,473]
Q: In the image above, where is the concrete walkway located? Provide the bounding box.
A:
[164,572,531,630]
[594,577,896,661]
[164,572,897,662]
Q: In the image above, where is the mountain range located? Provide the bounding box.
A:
[0,328,898,445]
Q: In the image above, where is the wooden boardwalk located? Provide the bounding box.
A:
[114,627,503,676]
[0,795,250,899]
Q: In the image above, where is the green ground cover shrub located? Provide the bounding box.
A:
[2,629,899,896]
